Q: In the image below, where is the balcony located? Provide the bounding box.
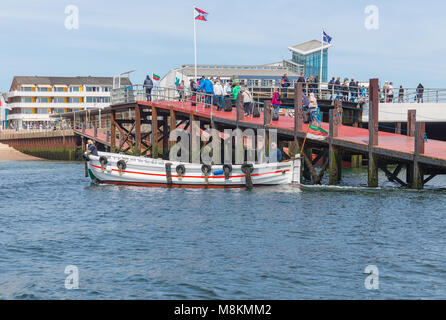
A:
[5,90,111,99]
[7,102,110,110]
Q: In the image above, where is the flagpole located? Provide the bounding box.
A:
[193,5,197,81]
[320,30,324,86]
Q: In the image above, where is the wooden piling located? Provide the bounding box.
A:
[152,106,158,158]
[264,100,272,126]
[134,105,141,155]
[407,110,416,137]
[329,108,341,185]
[293,82,303,156]
[368,78,379,187]
[413,121,425,189]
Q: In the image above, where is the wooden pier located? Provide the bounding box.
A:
[4,78,446,189]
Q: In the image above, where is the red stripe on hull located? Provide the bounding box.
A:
[95,179,273,189]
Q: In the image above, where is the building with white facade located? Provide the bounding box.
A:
[160,39,332,89]
[5,76,131,129]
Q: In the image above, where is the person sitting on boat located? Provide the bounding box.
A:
[267,142,282,163]
[86,139,98,156]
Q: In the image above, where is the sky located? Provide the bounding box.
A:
[0,0,445,91]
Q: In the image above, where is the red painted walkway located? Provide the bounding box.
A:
[139,101,446,163]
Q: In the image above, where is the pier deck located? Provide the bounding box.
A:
[138,100,446,168]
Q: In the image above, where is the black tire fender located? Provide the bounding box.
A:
[241,163,254,174]
[117,160,127,171]
[201,164,211,174]
[99,156,108,166]
[82,153,90,161]
[176,164,186,176]
[223,164,232,173]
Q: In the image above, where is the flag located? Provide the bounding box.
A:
[175,77,180,87]
[323,31,332,44]
[153,73,160,81]
[195,7,208,21]
[309,123,329,135]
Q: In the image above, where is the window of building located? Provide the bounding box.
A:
[54,87,66,92]
[37,108,49,114]
[86,86,100,92]
[262,79,273,87]
[21,97,33,103]
[21,86,33,92]
[36,97,49,103]
[69,86,80,92]
[53,98,65,103]
[69,98,81,103]
[86,97,110,103]
[21,108,33,114]
[37,87,50,92]
[54,109,66,114]
[102,86,112,92]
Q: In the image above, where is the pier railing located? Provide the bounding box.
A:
[111,84,446,107]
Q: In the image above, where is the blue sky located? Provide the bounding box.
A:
[0,0,445,91]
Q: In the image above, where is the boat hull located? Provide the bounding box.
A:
[86,152,301,188]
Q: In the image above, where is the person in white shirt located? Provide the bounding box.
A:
[242,87,253,116]
[213,79,224,111]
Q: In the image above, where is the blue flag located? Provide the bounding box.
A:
[323,31,332,44]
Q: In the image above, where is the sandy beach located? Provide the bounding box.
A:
[0,143,43,161]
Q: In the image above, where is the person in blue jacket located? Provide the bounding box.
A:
[198,77,214,108]
[267,142,282,163]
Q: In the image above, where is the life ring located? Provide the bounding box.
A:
[117,160,127,171]
[99,156,108,166]
[201,164,211,174]
[241,163,254,174]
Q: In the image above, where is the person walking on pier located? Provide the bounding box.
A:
[143,75,153,101]
[280,73,291,98]
[213,79,224,111]
[417,83,424,103]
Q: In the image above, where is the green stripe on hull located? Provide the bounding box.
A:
[88,168,97,180]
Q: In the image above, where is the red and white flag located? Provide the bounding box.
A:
[195,7,208,21]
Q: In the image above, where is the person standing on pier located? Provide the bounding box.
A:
[349,79,357,102]
[198,77,214,107]
[242,86,253,116]
[280,74,291,98]
[328,77,335,100]
[271,88,281,120]
[417,83,424,103]
[334,77,341,100]
[213,79,224,111]
[387,82,394,103]
[398,85,404,102]
[143,75,153,101]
